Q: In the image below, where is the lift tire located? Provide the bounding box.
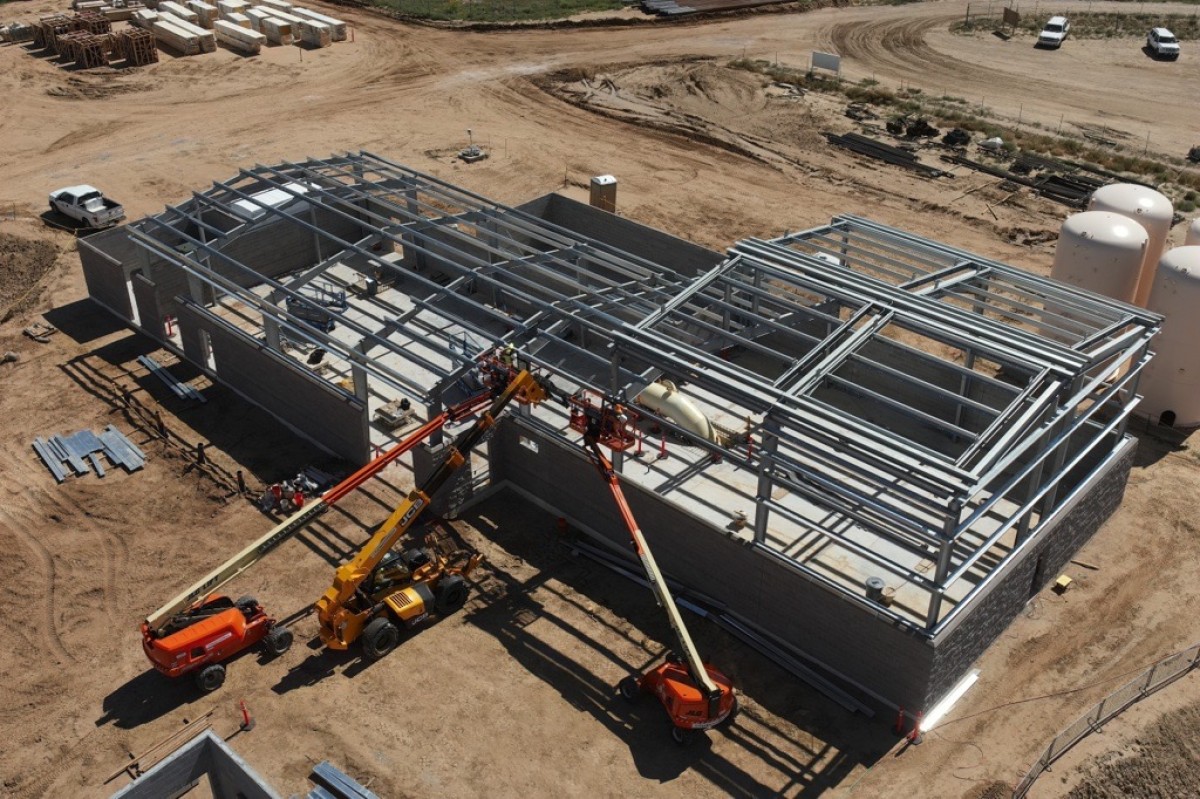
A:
[618,676,640,702]
[234,595,259,611]
[434,575,469,615]
[263,626,293,656]
[670,725,695,747]
[362,617,400,661]
[718,695,739,729]
[195,663,226,693]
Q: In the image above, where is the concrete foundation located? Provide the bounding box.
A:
[110,731,279,799]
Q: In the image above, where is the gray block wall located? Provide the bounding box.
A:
[493,418,936,710]
[926,436,1137,705]
[131,273,163,339]
[78,236,133,321]
[516,193,725,278]
[111,731,279,799]
[493,418,1138,712]
[176,303,370,463]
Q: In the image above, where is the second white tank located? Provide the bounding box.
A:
[1051,211,1148,306]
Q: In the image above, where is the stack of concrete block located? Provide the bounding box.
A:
[291,6,344,41]
[259,16,291,45]
[187,0,218,28]
[226,11,251,27]
[214,17,264,52]
[131,8,159,28]
[151,15,202,54]
[158,1,199,24]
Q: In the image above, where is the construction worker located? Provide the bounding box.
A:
[499,342,516,368]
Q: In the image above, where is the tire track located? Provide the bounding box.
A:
[0,448,76,664]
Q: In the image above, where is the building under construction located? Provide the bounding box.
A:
[78,152,1160,715]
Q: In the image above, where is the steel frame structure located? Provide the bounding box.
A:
[115,152,1160,635]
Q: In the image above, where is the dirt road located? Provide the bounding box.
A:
[1,1,1199,796]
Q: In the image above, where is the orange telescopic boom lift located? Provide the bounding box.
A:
[140,385,499,691]
[570,393,737,745]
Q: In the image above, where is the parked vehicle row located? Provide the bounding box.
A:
[1035,16,1182,60]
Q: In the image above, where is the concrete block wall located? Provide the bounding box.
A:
[494,418,936,710]
[176,303,370,463]
[78,234,134,321]
[131,272,164,339]
[516,194,725,278]
[494,418,1137,712]
[925,436,1136,706]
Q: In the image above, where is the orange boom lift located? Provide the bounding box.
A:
[571,393,737,744]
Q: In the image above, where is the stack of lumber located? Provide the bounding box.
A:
[158,10,216,50]
[187,0,218,27]
[131,8,159,27]
[259,16,291,44]
[102,6,140,21]
[297,18,329,47]
[245,7,271,30]
[216,0,249,17]
[214,17,263,52]
[259,0,292,10]
[292,6,344,40]
[158,1,199,24]
[151,15,202,53]
[113,27,158,64]
[226,11,250,27]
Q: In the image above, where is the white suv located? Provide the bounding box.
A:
[1038,16,1070,48]
[1147,27,1181,59]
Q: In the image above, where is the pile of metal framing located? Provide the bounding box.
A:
[33,425,146,483]
[108,153,1160,639]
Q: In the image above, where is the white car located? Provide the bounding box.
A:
[1147,27,1181,59]
[1037,16,1070,48]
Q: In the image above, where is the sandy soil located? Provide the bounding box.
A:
[1,1,1199,796]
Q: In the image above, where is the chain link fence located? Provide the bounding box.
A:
[1013,643,1200,798]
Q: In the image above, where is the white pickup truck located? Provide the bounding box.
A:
[48,185,125,228]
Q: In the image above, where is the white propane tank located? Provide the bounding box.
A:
[1050,211,1147,305]
[1186,217,1200,247]
[1087,184,1173,306]
[1140,246,1200,427]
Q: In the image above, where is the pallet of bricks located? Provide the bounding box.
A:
[63,31,111,67]
[113,27,158,65]
[32,15,75,50]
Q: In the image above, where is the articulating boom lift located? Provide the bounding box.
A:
[141,385,501,692]
[572,394,737,744]
[315,364,548,659]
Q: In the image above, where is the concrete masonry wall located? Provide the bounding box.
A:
[131,273,163,338]
[516,193,725,278]
[492,419,1138,711]
[111,731,279,799]
[492,418,935,710]
[78,236,133,321]
[925,435,1137,706]
[176,303,370,463]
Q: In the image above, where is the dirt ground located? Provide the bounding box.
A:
[1,0,1199,796]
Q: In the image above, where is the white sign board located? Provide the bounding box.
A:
[811,51,841,75]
